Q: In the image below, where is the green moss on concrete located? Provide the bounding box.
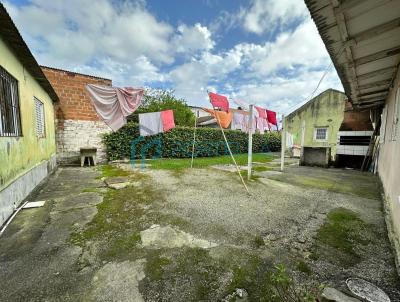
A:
[312,207,375,267]
[252,166,273,172]
[70,170,159,261]
[144,251,172,281]
[270,171,381,200]
[96,164,131,178]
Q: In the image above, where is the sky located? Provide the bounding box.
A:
[4,0,344,114]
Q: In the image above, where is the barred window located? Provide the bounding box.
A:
[35,98,45,137]
[0,65,22,137]
[314,127,328,141]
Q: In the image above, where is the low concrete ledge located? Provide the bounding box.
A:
[0,154,57,226]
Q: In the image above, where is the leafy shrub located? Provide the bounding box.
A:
[129,89,196,127]
[102,122,281,161]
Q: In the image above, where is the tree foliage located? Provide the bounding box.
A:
[131,89,195,127]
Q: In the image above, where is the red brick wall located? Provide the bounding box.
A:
[340,101,373,131]
[41,67,112,122]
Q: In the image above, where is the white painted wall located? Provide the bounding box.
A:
[378,66,400,267]
[56,119,111,164]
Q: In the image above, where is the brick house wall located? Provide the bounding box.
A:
[41,66,112,164]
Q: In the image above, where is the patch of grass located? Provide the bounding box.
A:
[96,164,130,178]
[148,153,275,170]
[296,260,312,275]
[312,207,375,267]
[253,234,265,248]
[252,166,273,172]
[141,248,225,301]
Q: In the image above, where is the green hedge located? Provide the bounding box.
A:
[102,122,281,160]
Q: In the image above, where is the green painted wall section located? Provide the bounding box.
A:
[0,37,56,190]
[285,89,347,159]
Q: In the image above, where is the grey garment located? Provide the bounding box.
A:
[139,112,163,136]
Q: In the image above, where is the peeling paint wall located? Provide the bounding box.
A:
[0,37,56,195]
[285,89,347,160]
[378,66,400,268]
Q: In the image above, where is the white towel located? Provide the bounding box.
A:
[232,112,245,130]
[139,112,163,136]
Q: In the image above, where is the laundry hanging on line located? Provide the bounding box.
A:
[139,110,176,137]
[209,92,229,112]
[202,108,233,129]
[231,111,247,131]
[255,106,268,119]
[86,84,144,131]
[266,110,278,126]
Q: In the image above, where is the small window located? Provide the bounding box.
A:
[0,65,22,137]
[314,127,328,141]
[35,98,45,137]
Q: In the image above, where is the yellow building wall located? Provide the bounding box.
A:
[0,37,56,190]
[285,89,346,160]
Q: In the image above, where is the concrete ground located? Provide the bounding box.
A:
[0,160,399,301]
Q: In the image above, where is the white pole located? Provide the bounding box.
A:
[280,114,286,172]
[209,103,249,194]
[190,110,197,168]
[247,104,254,180]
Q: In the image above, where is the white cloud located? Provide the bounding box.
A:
[240,19,329,76]
[3,0,343,114]
[173,23,214,53]
[4,0,175,66]
[169,48,245,107]
[241,0,308,34]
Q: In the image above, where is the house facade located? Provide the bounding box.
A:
[0,4,58,225]
[41,67,112,164]
[285,89,347,160]
[305,0,400,268]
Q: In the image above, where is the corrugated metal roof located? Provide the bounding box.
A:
[0,3,58,102]
[305,0,400,109]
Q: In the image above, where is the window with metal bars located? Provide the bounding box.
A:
[35,98,45,137]
[314,127,328,141]
[0,65,22,137]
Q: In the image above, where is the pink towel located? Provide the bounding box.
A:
[255,106,267,119]
[208,92,229,112]
[161,110,175,132]
[86,84,143,131]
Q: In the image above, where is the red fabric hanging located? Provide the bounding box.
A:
[208,92,229,112]
[161,110,175,132]
[266,110,277,126]
[255,106,267,119]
